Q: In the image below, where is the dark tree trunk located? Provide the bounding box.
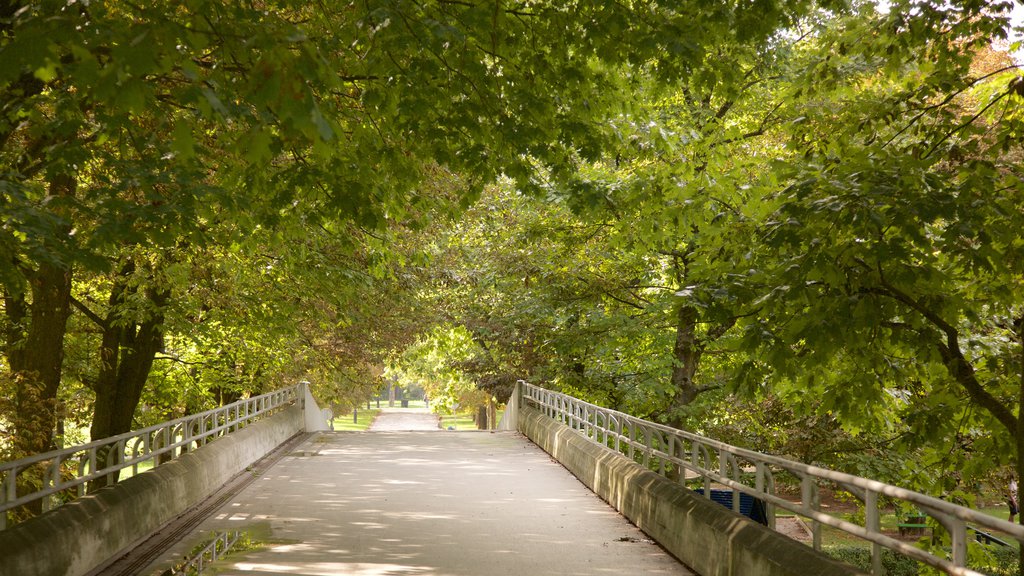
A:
[476,405,488,430]
[1014,315,1024,574]
[88,266,169,490]
[10,258,72,458]
[7,173,75,459]
[668,304,702,429]
[211,383,243,406]
[2,173,75,517]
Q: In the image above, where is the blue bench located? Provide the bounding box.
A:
[693,488,768,525]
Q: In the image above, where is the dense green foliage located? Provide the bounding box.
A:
[8,0,782,456]
[824,544,1019,576]
[397,0,1024,494]
[2,2,1023,562]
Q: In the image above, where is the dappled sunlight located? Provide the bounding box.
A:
[234,561,435,575]
[139,431,692,576]
[380,512,456,521]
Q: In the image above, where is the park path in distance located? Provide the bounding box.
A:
[139,420,693,575]
[368,405,441,431]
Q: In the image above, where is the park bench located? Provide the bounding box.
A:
[895,513,1012,547]
[897,512,929,537]
[970,526,1011,547]
[693,488,769,525]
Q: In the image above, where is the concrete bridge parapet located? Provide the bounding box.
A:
[0,404,307,576]
[517,404,867,576]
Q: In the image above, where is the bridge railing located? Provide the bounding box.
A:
[0,384,303,531]
[518,381,1024,576]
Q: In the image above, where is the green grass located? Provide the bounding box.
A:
[331,403,506,431]
[331,407,381,431]
[117,458,156,480]
[439,412,477,430]
[438,408,506,430]
[370,399,429,409]
[810,506,1021,551]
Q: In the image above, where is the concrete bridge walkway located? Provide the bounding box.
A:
[138,409,693,575]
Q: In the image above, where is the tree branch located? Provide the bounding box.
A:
[69,294,107,329]
[864,279,1017,434]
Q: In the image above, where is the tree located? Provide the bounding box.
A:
[2,0,825,462]
[409,2,1024,506]
[729,0,1024,503]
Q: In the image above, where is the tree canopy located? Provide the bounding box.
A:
[2,0,1023,545]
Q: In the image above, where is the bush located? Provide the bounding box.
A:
[972,546,1019,576]
[823,544,1019,576]
[823,545,920,576]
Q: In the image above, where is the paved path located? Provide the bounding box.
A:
[369,407,440,431]
[139,430,693,575]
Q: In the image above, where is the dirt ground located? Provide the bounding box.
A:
[775,516,813,541]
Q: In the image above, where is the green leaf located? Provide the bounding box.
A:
[33,61,58,82]
[171,121,195,160]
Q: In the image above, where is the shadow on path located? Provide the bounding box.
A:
[140,431,693,575]
[369,407,440,432]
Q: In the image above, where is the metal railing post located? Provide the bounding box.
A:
[512,380,1024,575]
[865,490,883,575]
[0,383,305,531]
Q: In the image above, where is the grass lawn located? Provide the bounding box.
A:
[117,458,156,480]
[331,407,381,431]
[801,505,1021,551]
[370,399,429,409]
[438,408,506,431]
[439,412,477,430]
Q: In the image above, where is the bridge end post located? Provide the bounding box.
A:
[498,381,522,431]
[298,381,330,432]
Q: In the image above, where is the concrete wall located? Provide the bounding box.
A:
[0,405,305,576]
[518,406,867,576]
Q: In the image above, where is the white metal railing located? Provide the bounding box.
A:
[171,530,243,575]
[0,384,303,531]
[518,381,1024,576]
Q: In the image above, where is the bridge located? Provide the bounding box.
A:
[1,382,1021,576]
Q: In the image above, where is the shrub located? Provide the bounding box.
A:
[823,544,1019,576]
[823,545,920,576]
[971,546,1018,576]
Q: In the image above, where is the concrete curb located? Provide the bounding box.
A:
[518,406,867,576]
[0,405,304,576]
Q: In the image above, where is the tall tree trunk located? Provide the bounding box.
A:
[1014,315,1024,574]
[10,258,72,458]
[476,405,488,430]
[89,268,170,491]
[8,173,75,459]
[668,303,702,429]
[211,382,243,406]
[2,173,75,517]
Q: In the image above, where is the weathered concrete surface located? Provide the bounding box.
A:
[0,405,306,576]
[369,407,441,431]
[518,406,868,576]
[139,431,694,575]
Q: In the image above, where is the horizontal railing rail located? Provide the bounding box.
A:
[519,381,1024,576]
[0,384,302,531]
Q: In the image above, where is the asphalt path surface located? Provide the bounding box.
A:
[139,411,693,575]
[369,407,441,431]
